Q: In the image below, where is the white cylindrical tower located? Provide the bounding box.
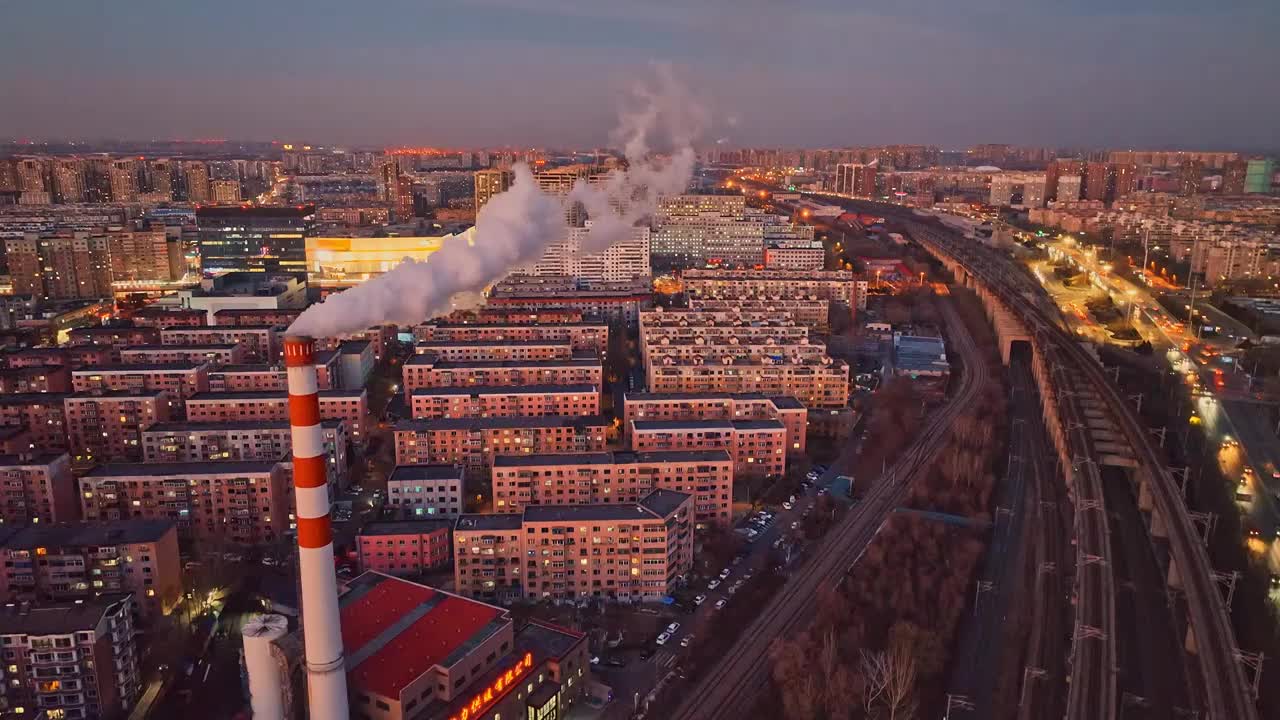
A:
[284,335,349,720]
[242,613,289,720]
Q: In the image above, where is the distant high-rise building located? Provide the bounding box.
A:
[1179,160,1205,196]
[1046,159,1087,200]
[209,179,242,203]
[107,228,184,282]
[108,159,139,202]
[376,159,398,202]
[1056,174,1083,201]
[196,205,314,274]
[394,174,415,221]
[6,232,113,299]
[184,162,210,203]
[1113,163,1138,200]
[15,158,50,204]
[1245,158,1275,194]
[834,163,877,196]
[146,159,174,200]
[1221,160,1248,195]
[1085,162,1113,202]
[52,158,86,203]
[474,168,513,211]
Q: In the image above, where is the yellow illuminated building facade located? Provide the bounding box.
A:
[305,230,474,287]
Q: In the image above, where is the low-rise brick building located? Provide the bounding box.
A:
[0,519,183,620]
[413,321,609,353]
[0,452,78,524]
[71,363,210,415]
[356,519,453,576]
[386,465,465,518]
[492,450,733,528]
[453,489,694,602]
[0,393,70,452]
[141,419,349,487]
[413,340,575,363]
[403,355,602,393]
[0,364,71,393]
[119,343,248,366]
[409,384,599,420]
[630,419,787,478]
[184,389,368,442]
[65,390,171,462]
[79,461,290,545]
[393,416,609,473]
[624,391,807,455]
[160,325,281,362]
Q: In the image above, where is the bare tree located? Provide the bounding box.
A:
[860,633,919,720]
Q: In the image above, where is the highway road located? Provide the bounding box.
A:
[901,211,1258,720]
[671,296,990,720]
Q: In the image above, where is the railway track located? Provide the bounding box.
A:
[671,298,989,720]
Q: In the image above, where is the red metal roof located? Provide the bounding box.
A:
[340,574,505,700]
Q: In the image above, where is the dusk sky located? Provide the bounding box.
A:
[3,0,1277,150]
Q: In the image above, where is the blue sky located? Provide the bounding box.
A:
[2,0,1276,149]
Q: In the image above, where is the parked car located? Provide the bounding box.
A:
[783,501,793,510]
[666,622,681,635]
[714,599,727,610]
[719,568,731,579]
[708,579,721,590]
[656,632,671,646]
[680,635,694,648]
[694,594,707,606]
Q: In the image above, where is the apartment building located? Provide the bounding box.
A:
[64,390,171,462]
[71,363,210,411]
[686,297,831,329]
[0,365,71,393]
[211,308,301,327]
[0,394,70,453]
[141,419,349,486]
[409,384,599,420]
[0,453,77,525]
[413,322,609,354]
[624,392,807,455]
[385,465,465,518]
[485,276,651,326]
[183,389,368,442]
[393,416,609,472]
[159,325,280,363]
[130,307,206,329]
[453,489,694,602]
[0,519,182,620]
[3,346,114,370]
[682,268,859,308]
[413,341,575,363]
[0,595,141,720]
[118,344,247,366]
[646,354,848,409]
[326,572,588,720]
[356,520,453,576]
[630,419,787,478]
[402,355,602,393]
[79,461,290,545]
[66,326,161,350]
[639,308,810,345]
[492,450,733,528]
[205,356,337,392]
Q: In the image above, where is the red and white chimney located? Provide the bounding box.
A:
[284,335,349,720]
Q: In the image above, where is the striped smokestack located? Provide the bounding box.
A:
[284,335,349,720]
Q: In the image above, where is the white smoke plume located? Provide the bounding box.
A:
[569,64,708,253]
[287,163,564,337]
[288,67,705,339]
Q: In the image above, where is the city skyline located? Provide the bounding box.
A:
[3,0,1278,151]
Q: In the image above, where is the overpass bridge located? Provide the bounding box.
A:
[905,217,1259,720]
